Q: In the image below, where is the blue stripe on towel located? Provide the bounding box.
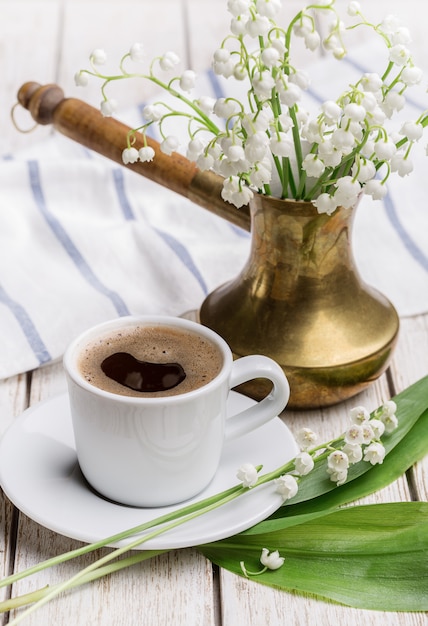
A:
[111,167,208,294]
[154,227,208,294]
[0,284,51,366]
[112,168,135,220]
[206,68,226,100]
[27,160,130,316]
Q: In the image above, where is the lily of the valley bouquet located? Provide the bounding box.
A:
[75,0,428,215]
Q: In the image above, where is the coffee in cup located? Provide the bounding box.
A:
[76,323,223,398]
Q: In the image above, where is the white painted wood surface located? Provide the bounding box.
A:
[0,0,427,624]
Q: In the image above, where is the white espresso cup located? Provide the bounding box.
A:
[63,315,290,507]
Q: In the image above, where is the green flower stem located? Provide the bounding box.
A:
[5,483,269,625]
[0,480,251,594]
[0,551,161,613]
[86,68,221,137]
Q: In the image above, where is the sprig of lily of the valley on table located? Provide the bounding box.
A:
[1,376,428,622]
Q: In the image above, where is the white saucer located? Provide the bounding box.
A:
[0,392,298,550]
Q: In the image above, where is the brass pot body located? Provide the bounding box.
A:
[200,195,399,409]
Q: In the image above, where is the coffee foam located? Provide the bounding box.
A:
[77,325,223,397]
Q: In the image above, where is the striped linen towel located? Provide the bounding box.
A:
[1,46,428,380]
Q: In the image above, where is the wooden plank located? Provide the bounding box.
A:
[0,374,28,614]
[0,1,61,153]
[390,316,428,502]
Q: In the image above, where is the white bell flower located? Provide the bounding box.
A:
[270,36,287,56]
[74,71,88,87]
[295,427,318,450]
[382,400,397,416]
[143,104,163,122]
[261,47,280,67]
[374,137,397,160]
[342,443,363,464]
[249,160,272,187]
[312,193,338,216]
[100,98,117,117]
[390,154,414,177]
[129,43,145,63]
[252,71,276,98]
[391,27,411,46]
[302,154,325,178]
[236,463,259,488]
[363,442,386,465]
[213,98,237,119]
[122,147,139,164]
[381,412,399,433]
[179,70,196,92]
[381,14,401,35]
[196,152,214,171]
[186,139,205,161]
[294,452,314,476]
[260,548,285,570]
[91,48,107,65]
[327,450,349,472]
[350,406,370,424]
[333,176,361,208]
[196,96,216,115]
[245,132,270,162]
[227,0,251,18]
[344,424,365,446]
[401,66,423,86]
[364,179,387,200]
[159,51,180,71]
[360,72,383,93]
[270,133,294,157]
[230,16,248,36]
[321,100,342,124]
[246,14,270,38]
[331,128,355,152]
[400,121,423,142]
[304,30,321,51]
[327,467,348,486]
[382,91,406,117]
[351,159,376,184]
[274,474,299,501]
[160,135,179,155]
[369,419,386,439]
[276,81,302,107]
[138,146,155,163]
[361,422,375,445]
[221,176,253,208]
[389,44,410,66]
[347,2,361,17]
[256,0,282,19]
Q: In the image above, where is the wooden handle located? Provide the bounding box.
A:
[17,82,250,230]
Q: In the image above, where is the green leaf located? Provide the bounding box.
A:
[200,503,428,611]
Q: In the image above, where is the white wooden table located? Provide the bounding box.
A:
[0,1,427,624]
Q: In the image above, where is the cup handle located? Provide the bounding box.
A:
[224,355,290,441]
